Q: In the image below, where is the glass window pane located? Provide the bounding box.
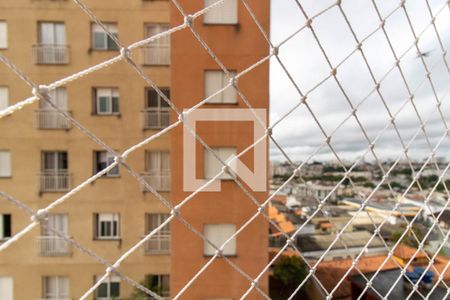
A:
[40,23,55,44]
[110,282,120,297]
[93,32,106,49]
[107,35,119,50]
[98,97,110,113]
[147,90,159,108]
[97,282,108,298]
[55,23,66,45]
[112,97,119,113]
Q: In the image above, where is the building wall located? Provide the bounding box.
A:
[170,0,270,298]
[0,0,171,299]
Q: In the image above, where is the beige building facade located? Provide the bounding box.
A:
[0,0,269,299]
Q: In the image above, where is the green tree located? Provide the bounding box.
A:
[270,255,309,300]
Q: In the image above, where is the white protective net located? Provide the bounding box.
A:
[0,0,449,299]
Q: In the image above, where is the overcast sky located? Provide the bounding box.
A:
[269,0,450,163]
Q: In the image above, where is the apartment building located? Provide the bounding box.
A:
[0,0,269,299]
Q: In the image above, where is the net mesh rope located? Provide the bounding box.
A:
[0,0,449,299]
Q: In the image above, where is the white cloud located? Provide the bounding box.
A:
[269,0,450,163]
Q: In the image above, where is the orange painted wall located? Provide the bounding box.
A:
[170,0,270,299]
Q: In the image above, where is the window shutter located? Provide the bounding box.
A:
[222,71,237,103]
[205,71,223,103]
[204,0,238,24]
[0,277,13,300]
[221,0,238,24]
[0,151,11,177]
[204,0,223,24]
[0,215,3,239]
[204,224,237,256]
[0,22,7,48]
[0,87,9,110]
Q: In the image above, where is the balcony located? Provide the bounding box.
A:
[142,234,170,255]
[39,171,70,192]
[35,110,71,130]
[142,109,170,130]
[33,44,69,65]
[141,170,170,192]
[37,236,72,256]
[142,45,170,65]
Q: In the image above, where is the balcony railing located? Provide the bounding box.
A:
[35,110,71,130]
[142,109,170,129]
[142,45,170,65]
[37,236,72,256]
[39,171,70,192]
[33,44,69,65]
[141,170,170,192]
[142,234,170,254]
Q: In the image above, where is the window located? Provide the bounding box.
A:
[37,88,70,129]
[0,21,7,48]
[94,151,119,176]
[39,22,66,45]
[92,23,119,50]
[0,151,11,177]
[143,24,170,65]
[0,214,11,240]
[204,147,236,180]
[145,213,170,253]
[144,274,169,298]
[35,22,68,64]
[42,276,69,300]
[40,214,70,256]
[204,71,237,103]
[204,224,236,256]
[95,275,120,300]
[144,88,170,129]
[95,213,120,239]
[42,151,68,172]
[40,88,68,110]
[40,151,69,192]
[144,151,170,191]
[0,277,13,300]
[43,214,68,236]
[0,87,8,110]
[204,0,238,24]
[94,88,119,115]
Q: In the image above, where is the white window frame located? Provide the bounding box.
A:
[204,0,238,25]
[43,214,69,236]
[0,214,11,240]
[146,274,170,298]
[205,70,237,104]
[96,213,120,240]
[0,277,13,300]
[144,23,171,65]
[204,224,237,256]
[204,147,237,180]
[95,275,120,300]
[92,23,118,50]
[94,151,119,177]
[145,213,170,253]
[42,276,69,300]
[0,87,8,111]
[0,150,11,178]
[95,88,119,115]
[40,87,68,110]
[0,21,7,49]
[38,22,66,45]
